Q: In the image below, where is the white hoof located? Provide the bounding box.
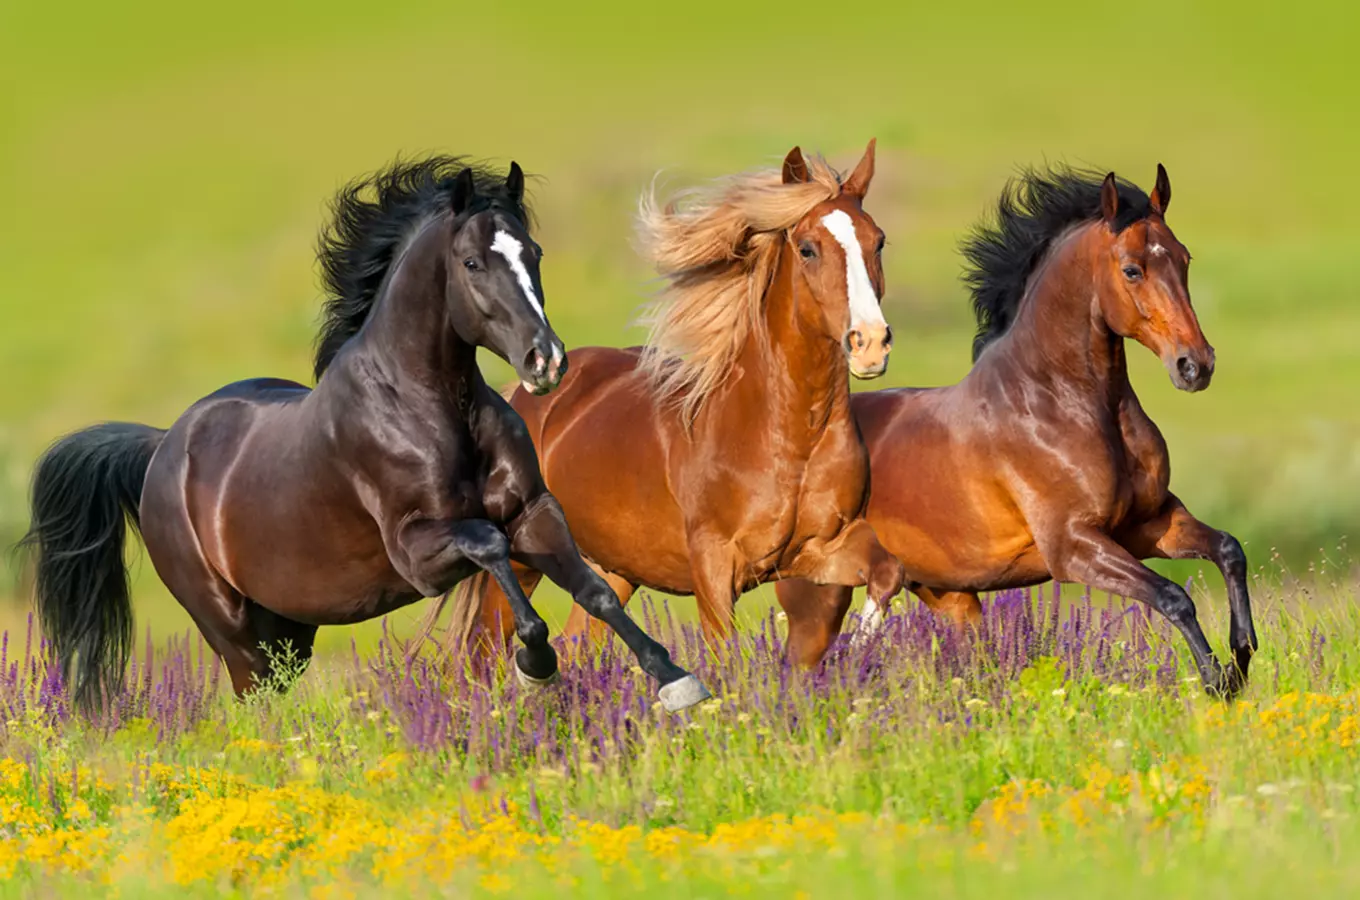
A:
[658,675,712,712]
[514,663,561,690]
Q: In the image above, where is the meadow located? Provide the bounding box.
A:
[2,1,1360,895]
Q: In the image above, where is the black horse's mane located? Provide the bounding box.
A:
[962,165,1151,361]
[313,155,533,379]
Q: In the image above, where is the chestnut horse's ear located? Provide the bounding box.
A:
[1100,172,1120,227]
[450,167,476,214]
[842,138,877,197]
[1150,162,1171,215]
[505,161,526,210]
[782,147,810,184]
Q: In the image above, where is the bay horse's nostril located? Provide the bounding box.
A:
[1177,356,1199,383]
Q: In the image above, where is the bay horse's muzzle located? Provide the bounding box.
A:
[844,322,893,380]
[1169,346,1215,393]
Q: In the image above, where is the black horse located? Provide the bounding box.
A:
[21,155,710,712]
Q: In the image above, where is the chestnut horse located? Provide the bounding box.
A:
[22,156,708,712]
[775,165,1257,698]
[445,143,905,661]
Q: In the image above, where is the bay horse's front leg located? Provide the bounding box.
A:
[395,517,558,683]
[509,496,710,711]
[790,519,906,618]
[1117,495,1257,681]
[1043,525,1242,699]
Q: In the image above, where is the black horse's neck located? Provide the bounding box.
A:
[354,215,482,405]
[988,223,1131,411]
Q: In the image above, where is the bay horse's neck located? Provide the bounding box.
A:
[358,217,481,401]
[726,240,851,437]
[994,223,1129,410]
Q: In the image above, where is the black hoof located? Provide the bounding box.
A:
[515,646,558,683]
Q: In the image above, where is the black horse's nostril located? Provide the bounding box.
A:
[1177,356,1199,382]
[525,347,547,378]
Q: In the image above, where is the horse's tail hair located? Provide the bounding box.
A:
[18,422,165,711]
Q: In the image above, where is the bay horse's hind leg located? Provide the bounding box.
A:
[509,497,710,711]
[246,601,319,690]
[1118,495,1257,681]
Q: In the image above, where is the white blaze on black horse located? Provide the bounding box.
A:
[20,155,710,713]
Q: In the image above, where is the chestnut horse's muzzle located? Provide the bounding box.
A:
[845,322,893,380]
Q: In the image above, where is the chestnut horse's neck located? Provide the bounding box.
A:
[987,222,1130,410]
[721,238,852,439]
[355,217,480,397]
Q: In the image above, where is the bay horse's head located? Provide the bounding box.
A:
[1095,165,1214,392]
[783,141,893,379]
[445,163,565,395]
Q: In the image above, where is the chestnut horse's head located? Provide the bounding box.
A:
[1094,165,1213,392]
[782,141,893,379]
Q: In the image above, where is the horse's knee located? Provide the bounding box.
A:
[1216,532,1246,573]
[1154,582,1197,624]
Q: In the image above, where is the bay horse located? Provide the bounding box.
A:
[775,165,1257,698]
[444,142,905,661]
[21,155,709,712]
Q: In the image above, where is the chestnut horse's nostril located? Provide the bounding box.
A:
[882,325,894,351]
[1177,356,1199,383]
[843,329,865,355]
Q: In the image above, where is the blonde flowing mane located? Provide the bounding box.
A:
[636,155,844,426]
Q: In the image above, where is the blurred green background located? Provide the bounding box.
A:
[2,1,1356,650]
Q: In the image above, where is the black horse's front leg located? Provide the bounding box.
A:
[395,516,558,682]
[508,495,711,711]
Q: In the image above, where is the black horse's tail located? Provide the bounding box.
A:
[19,422,166,710]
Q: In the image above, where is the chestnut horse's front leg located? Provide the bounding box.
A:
[1117,494,1257,681]
[510,495,710,711]
[789,519,906,613]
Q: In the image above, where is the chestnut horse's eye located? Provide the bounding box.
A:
[799,242,817,260]
[463,258,479,271]
[1122,265,1142,281]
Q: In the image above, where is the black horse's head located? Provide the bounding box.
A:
[444,164,566,395]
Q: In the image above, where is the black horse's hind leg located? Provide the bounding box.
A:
[395,517,557,681]
[1119,495,1257,681]
[246,600,319,690]
[508,495,711,711]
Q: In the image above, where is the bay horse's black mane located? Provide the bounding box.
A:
[313,155,534,380]
[962,165,1151,361]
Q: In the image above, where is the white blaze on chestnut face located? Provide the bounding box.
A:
[490,230,546,323]
[819,209,886,332]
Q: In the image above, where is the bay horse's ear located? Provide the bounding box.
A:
[782,146,810,184]
[1150,162,1171,215]
[506,161,526,209]
[842,138,877,197]
[450,167,476,214]
[1100,172,1120,227]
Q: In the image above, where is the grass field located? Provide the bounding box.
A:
[1,577,1359,897]
[2,3,1360,894]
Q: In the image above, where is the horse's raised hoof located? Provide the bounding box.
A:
[658,674,712,712]
[514,648,560,690]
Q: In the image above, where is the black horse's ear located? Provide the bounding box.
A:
[1100,172,1120,227]
[506,161,525,209]
[450,167,476,214]
[1150,162,1171,215]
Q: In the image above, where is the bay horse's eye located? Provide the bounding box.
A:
[1122,265,1143,281]
[799,242,817,260]
[463,258,479,271]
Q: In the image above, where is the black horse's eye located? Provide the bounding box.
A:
[463,258,479,271]
[1122,265,1142,281]
[799,242,817,259]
